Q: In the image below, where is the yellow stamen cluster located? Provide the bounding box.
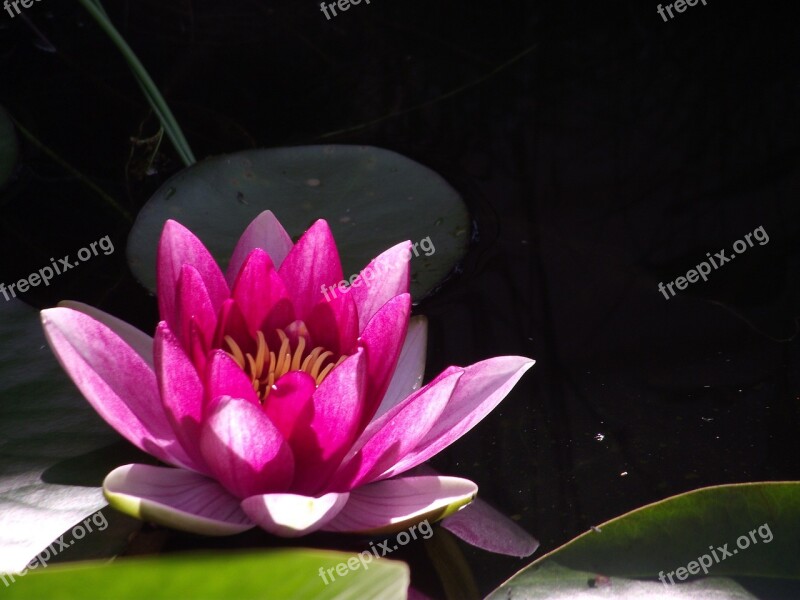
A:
[224,328,347,402]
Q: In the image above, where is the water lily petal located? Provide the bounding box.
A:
[41,307,194,470]
[57,300,154,367]
[154,322,208,472]
[307,349,367,460]
[211,298,251,352]
[104,464,254,536]
[226,210,293,284]
[158,219,229,328]
[241,491,349,537]
[290,349,367,495]
[231,248,294,335]
[440,498,540,558]
[278,220,343,320]
[357,294,411,428]
[323,476,477,534]
[263,371,317,442]
[200,396,294,498]
[334,368,462,489]
[172,265,217,357]
[306,292,359,356]
[185,319,211,375]
[205,350,261,409]
[350,241,412,330]
[372,316,428,420]
[379,357,534,479]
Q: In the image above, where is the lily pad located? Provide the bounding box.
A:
[2,548,410,599]
[0,300,142,574]
[0,105,18,188]
[489,482,800,598]
[127,145,470,300]
[489,561,763,599]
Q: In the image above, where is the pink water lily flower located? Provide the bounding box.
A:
[40,211,533,540]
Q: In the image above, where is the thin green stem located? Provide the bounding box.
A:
[76,0,196,166]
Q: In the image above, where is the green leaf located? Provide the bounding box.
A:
[0,105,18,188]
[489,561,762,599]
[1,548,409,599]
[0,300,141,573]
[490,482,800,597]
[127,145,470,300]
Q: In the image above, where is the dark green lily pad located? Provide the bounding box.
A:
[490,482,800,598]
[0,300,141,574]
[127,145,470,300]
[0,105,18,188]
[3,548,409,599]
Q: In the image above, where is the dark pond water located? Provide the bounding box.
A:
[1,1,798,597]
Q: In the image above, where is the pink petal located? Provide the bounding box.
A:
[306,292,359,356]
[350,241,412,330]
[172,265,217,360]
[231,248,294,335]
[373,316,428,420]
[241,491,349,537]
[278,220,343,320]
[307,348,367,457]
[41,307,194,470]
[104,464,254,536]
[154,323,208,472]
[323,476,477,534]
[380,357,535,479]
[226,210,294,285]
[185,319,211,375]
[200,396,294,498]
[356,294,411,429]
[263,371,317,442]
[211,299,251,351]
[205,350,261,409]
[290,349,367,495]
[158,219,229,327]
[334,368,462,489]
[440,498,539,558]
[57,301,154,367]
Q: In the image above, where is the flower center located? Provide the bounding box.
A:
[224,326,347,402]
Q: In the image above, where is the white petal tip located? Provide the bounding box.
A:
[241,492,349,537]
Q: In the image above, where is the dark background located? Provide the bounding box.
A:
[1,0,799,596]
